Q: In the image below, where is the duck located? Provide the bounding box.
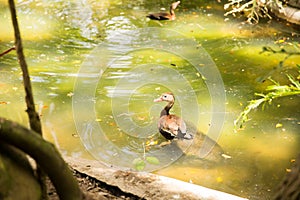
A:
[154,92,193,140]
[147,1,180,20]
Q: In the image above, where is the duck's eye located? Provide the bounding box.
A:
[163,95,167,98]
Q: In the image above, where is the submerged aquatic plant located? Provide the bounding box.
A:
[132,142,160,171]
[234,65,300,131]
[235,42,300,131]
[224,0,285,24]
[257,42,300,83]
[261,45,300,62]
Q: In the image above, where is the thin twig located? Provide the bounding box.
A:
[8,0,42,135]
[8,0,47,198]
[0,47,16,57]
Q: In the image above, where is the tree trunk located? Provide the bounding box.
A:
[287,0,300,9]
[270,0,300,25]
[0,143,41,200]
[0,118,83,200]
[274,154,300,200]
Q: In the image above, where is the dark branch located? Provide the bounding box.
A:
[8,0,42,135]
[0,47,16,57]
[8,0,46,197]
[0,118,83,200]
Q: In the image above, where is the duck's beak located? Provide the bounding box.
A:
[154,97,163,102]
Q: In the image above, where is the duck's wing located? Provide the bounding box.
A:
[158,115,193,140]
[158,116,180,138]
[177,118,193,140]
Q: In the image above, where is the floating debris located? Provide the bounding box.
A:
[221,153,232,159]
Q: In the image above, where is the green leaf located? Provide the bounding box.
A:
[287,74,300,89]
[266,85,289,91]
[234,70,300,132]
[146,156,160,165]
[133,158,145,171]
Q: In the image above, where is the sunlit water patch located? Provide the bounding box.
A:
[73,27,226,171]
[1,4,56,41]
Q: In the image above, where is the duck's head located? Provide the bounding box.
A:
[171,1,180,10]
[154,92,175,103]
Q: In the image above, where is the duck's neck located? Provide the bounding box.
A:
[160,101,174,117]
[169,7,175,16]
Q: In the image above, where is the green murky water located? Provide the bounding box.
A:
[1,0,300,199]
